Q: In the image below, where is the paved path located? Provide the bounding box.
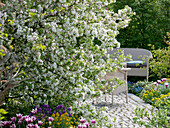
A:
[92,93,154,128]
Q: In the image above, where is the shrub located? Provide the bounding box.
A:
[149,32,170,80]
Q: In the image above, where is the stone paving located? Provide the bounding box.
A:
[92,93,154,128]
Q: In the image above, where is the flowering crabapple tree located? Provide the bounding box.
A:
[0,0,134,116]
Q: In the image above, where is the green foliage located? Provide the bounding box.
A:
[149,32,170,80]
[108,0,170,50]
[0,108,8,120]
[133,107,170,128]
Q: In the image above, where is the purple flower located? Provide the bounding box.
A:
[68,108,71,111]
[48,117,54,122]
[38,121,43,126]
[68,114,72,117]
[91,120,96,124]
[59,104,63,109]
[37,107,42,112]
[11,117,16,122]
[53,111,56,114]
[45,105,49,108]
[63,107,66,110]
[33,105,37,109]
[63,110,66,113]
[42,104,46,108]
[80,119,85,124]
[55,107,58,110]
[58,111,62,115]
[16,113,23,119]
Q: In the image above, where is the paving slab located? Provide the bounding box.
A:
[92,93,154,128]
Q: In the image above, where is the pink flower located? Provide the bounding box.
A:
[25,117,32,123]
[11,117,16,122]
[80,119,85,124]
[165,83,169,88]
[48,117,54,122]
[84,123,89,128]
[18,120,22,125]
[31,116,36,122]
[38,121,43,126]
[154,82,158,86]
[10,124,16,128]
[157,80,161,84]
[162,78,167,82]
[16,113,23,119]
[34,124,40,128]
[82,124,87,128]
[31,108,37,114]
[91,120,96,124]
[78,125,82,128]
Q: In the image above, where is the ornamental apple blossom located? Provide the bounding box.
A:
[0,0,134,127]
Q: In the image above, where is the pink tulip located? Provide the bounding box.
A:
[157,80,161,84]
[165,83,169,88]
[80,119,85,124]
[16,113,23,119]
[162,78,167,82]
[84,123,89,128]
[38,121,43,126]
[91,119,96,124]
[154,82,158,86]
[11,117,16,122]
[48,117,54,122]
[82,124,87,128]
[78,125,82,128]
